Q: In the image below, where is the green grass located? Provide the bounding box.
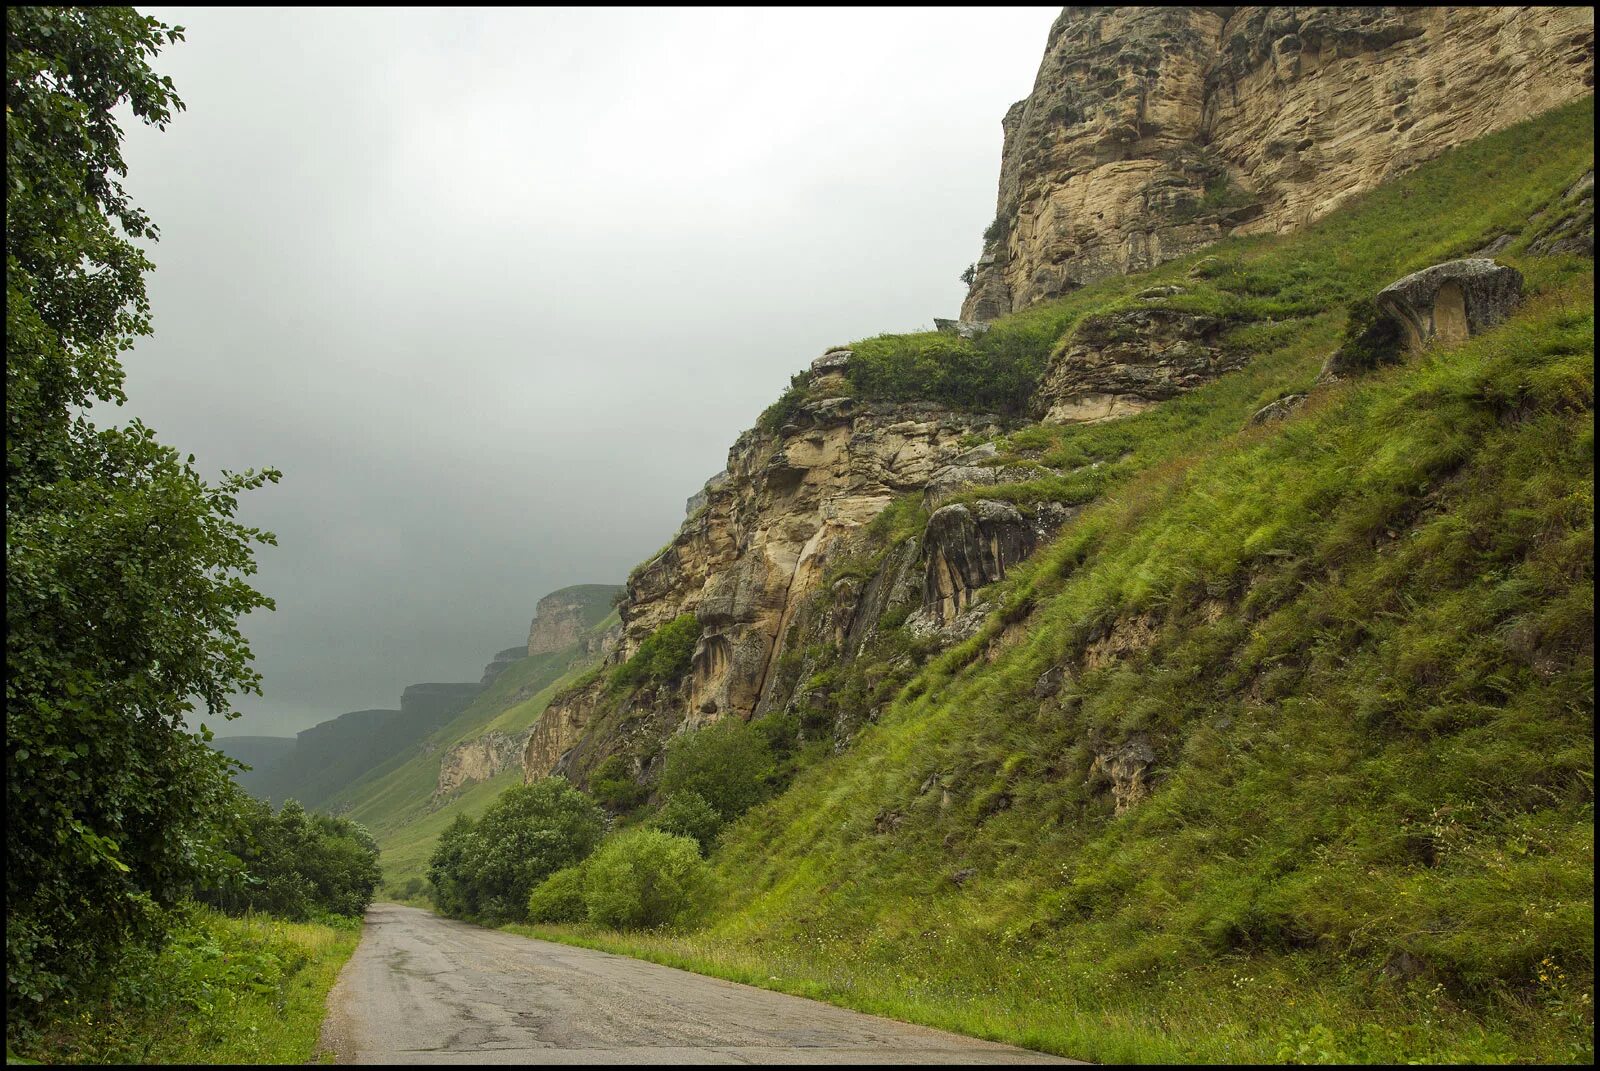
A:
[513,99,1595,1064]
[11,908,359,1065]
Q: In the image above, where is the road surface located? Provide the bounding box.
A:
[318,903,1076,1064]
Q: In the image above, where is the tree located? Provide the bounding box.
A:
[658,718,776,822]
[427,779,607,923]
[6,6,280,1027]
[647,790,723,855]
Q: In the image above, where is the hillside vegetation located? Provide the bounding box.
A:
[514,98,1595,1064]
[327,613,618,899]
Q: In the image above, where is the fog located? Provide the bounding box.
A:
[111,6,1062,737]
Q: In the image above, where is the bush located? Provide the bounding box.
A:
[526,865,589,923]
[590,754,647,812]
[1330,296,1406,374]
[658,718,776,822]
[756,370,811,434]
[426,778,606,923]
[609,614,702,693]
[648,791,724,855]
[583,829,709,930]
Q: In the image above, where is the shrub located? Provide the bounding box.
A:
[609,614,702,693]
[648,791,724,855]
[590,754,647,812]
[658,718,776,822]
[1331,296,1406,373]
[583,829,709,930]
[983,210,1012,246]
[426,778,605,923]
[756,370,811,434]
[526,865,589,923]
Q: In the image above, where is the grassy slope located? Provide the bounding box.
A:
[12,909,359,1065]
[326,615,619,897]
[520,99,1595,1064]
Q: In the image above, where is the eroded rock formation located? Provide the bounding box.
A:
[962,6,1594,321]
[1375,258,1524,352]
[527,584,621,655]
[435,729,532,796]
[1033,306,1232,424]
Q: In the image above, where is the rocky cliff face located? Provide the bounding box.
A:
[524,357,1011,783]
[435,729,532,796]
[962,6,1594,321]
[527,584,621,655]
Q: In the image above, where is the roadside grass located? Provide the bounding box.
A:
[10,908,359,1065]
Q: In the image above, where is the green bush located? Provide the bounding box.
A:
[648,791,724,855]
[1332,296,1406,373]
[583,829,709,930]
[590,754,647,812]
[526,865,588,923]
[756,371,811,434]
[609,614,702,693]
[658,718,776,822]
[426,778,605,923]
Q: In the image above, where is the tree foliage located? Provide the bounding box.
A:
[199,796,381,920]
[657,718,776,823]
[6,6,280,1026]
[427,778,606,923]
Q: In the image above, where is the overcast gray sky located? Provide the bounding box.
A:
[112,6,1060,738]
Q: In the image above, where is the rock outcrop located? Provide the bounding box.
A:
[916,500,1071,626]
[1375,258,1525,352]
[622,378,1005,728]
[1088,733,1157,816]
[435,728,533,796]
[524,356,1010,784]
[962,6,1594,321]
[1033,306,1233,424]
[527,584,621,655]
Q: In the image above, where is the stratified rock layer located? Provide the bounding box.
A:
[962,6,1594,320]
[527,584,621,655]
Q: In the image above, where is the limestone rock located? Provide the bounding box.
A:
[527,584,621,655]
[436,729,533,796]
[960,7,1594,321]
[1247,394,1307,427]
[919,499,1074,627]
[1087,733,1157,816]
[1375,258,1524,352]
[933,318,991,340]
[1033,307,1233,424]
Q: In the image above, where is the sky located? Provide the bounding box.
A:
[111,6,1062,738]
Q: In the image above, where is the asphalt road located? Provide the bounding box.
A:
[317,903,1076,1064]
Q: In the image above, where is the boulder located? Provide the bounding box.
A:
[809,348,853,375]
[1375,258,1523,352]
[1247,394,1307,427]
[1087,733,1157,816]
[933,318,991,340]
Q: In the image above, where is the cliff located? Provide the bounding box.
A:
[526,584,621,655]
[962,6,1594,321]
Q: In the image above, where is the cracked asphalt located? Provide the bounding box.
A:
[317,903,1076,1064]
